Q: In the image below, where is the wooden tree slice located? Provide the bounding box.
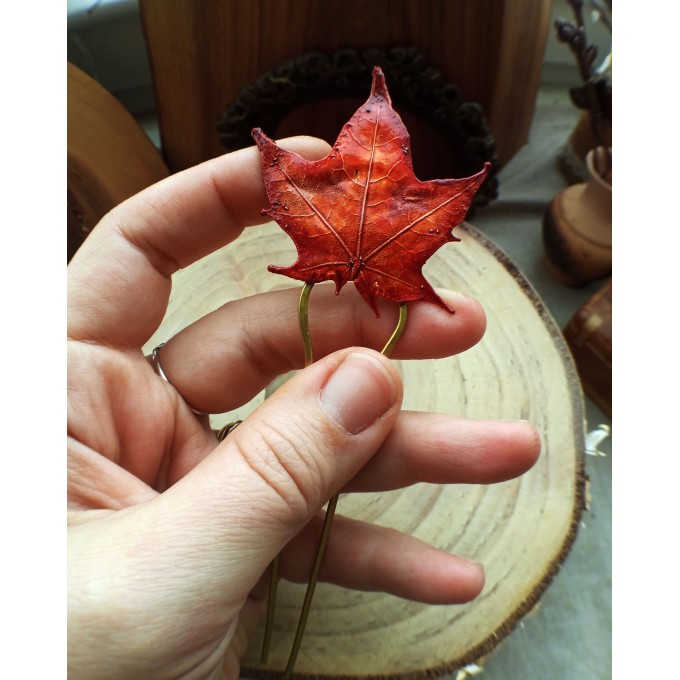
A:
[142,221,585,678]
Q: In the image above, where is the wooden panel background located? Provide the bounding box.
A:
[67,63,169,259]
[140,0,552,173]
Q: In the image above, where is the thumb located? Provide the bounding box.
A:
[154,347,402,596]
[67,348,403,677]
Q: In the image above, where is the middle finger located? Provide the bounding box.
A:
[345,411,541,493]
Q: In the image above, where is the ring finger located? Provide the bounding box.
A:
[280,512,485,604]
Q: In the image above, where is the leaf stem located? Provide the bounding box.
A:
[298,282,315,366]
[259,555,280,663]
[381,302,408,355]
[282,300,408,679]
[282,493,339,679]
[260,282,315,664]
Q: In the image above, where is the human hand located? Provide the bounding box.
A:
[67,137,540,680]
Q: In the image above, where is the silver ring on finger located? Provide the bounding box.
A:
[151,342,209,417]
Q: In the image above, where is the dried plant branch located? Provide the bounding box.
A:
[555,0,612,174]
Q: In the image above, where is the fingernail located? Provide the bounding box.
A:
[320,352,396,434]
[462,556,485,573]
[436,288,474,305]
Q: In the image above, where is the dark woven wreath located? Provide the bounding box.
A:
[216,47,499,209]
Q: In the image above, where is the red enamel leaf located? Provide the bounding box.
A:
[252,66,490,316]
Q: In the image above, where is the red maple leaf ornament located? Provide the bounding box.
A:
[253,66,491,316]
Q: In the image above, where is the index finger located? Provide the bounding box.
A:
[67,136,331,348]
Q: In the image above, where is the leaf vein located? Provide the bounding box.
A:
[356,109,381,258]
[278,165,352,257]
[363,187,467,263]
[362,265,423,291]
